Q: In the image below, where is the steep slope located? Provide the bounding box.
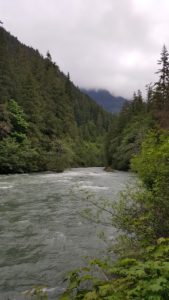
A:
[105,46,169,171]
[0,26,112,173]
[81,88,128,113]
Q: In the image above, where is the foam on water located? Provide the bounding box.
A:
[0,167,134,300]
[79,185,109,190]
[0,185,14,189]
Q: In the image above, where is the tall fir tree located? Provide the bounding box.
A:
[154,45,169,109]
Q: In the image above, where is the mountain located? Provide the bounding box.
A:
[0,26,112,173]
[81,89,128,113]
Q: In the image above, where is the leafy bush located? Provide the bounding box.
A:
[61,238,169,300]
[131,130,169,239]
[61,130,169,299]
[0,137,38,173]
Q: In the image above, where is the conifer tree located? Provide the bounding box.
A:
[154,45,169,109]
[46,50,52,61]
[146,83,154,111]
[65,72,72,99]
[132,90,143,113]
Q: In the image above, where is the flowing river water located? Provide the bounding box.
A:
[0,167,134,299]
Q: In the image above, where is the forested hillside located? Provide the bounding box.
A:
[0,26,112,173]
[105,45,169,170]
[61,46,169,300]
[1,24,169,300]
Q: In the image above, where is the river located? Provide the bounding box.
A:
[0,167,134,299]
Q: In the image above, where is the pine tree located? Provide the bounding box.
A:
[154,45,169,109]
[65,72,72,99]
[46,50,52,61]
[146,83,154,111]
[132,90,143,113]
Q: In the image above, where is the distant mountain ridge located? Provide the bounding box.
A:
[81,89,128,113]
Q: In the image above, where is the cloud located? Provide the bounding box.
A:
[1,0,169,98]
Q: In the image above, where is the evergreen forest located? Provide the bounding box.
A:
[61,47,169,299]
[1,25,169,299]
[105,45,169,171]
[0,26,112,173]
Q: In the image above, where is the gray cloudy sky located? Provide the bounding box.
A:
[1,0,169,98]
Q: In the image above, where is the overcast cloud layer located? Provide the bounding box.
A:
[1,0,169,98]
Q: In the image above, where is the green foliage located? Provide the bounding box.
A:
[0,98,39,173]
[0,137,38,173]
[59,47,169,300]
[153,45,169,111]
[131,130,169,239]
[106,112,154,170]
[106,46,169,171]
[70,128,169,299]
[8,99,28,134]
[76,138,106,167]
[0,27,112,173]
[0,102,11,139]
[61,239,169,300]
[104,130,169,254]
[131,131,169,191]
[46,139,74,172]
